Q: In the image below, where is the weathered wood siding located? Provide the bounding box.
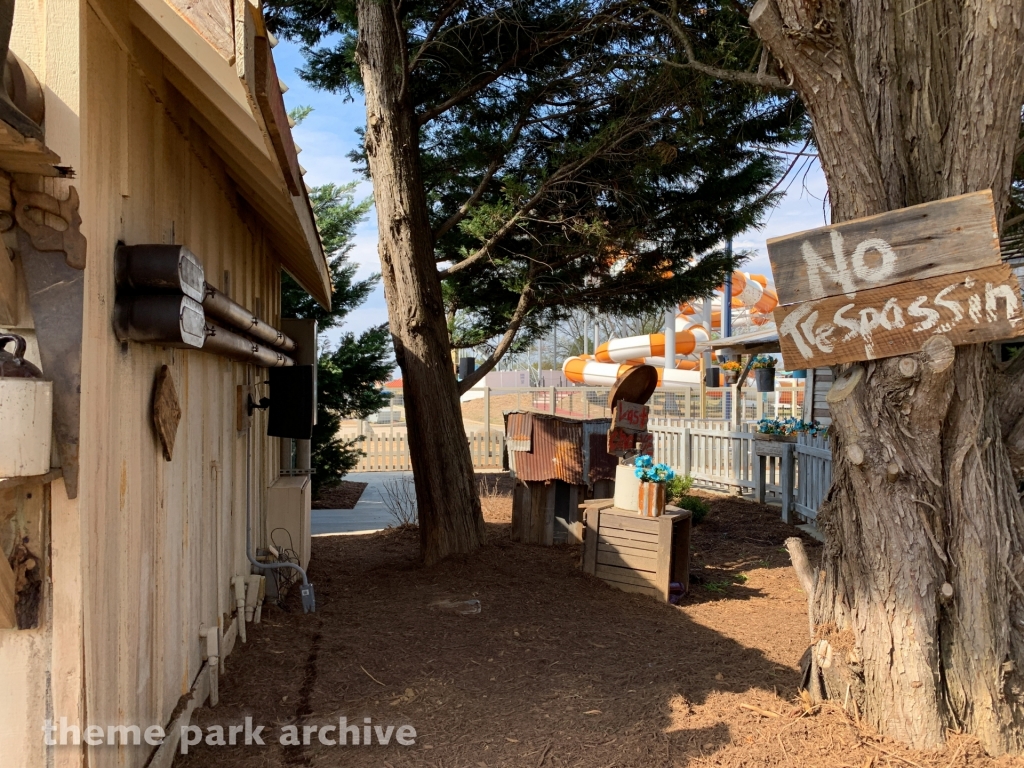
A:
[74,6,278,768]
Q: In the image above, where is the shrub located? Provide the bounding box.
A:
[665,474,694,504]
[675,494,710,525]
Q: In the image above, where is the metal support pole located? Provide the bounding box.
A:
[296,440,311,473]
[483,385,491,453]
[723,239,733,340]
[664,307,676,374]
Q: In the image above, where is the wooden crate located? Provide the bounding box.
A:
[511,479,588,545]
[580,503,691,602]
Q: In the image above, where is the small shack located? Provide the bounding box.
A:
[505,412,617,545]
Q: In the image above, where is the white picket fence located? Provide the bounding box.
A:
[351,384,830,525]
[646,418,832,526]
[793,435,832,522]
[357,432,505,471]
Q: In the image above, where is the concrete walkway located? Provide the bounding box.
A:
[311,471,417,536]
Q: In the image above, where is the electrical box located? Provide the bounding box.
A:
[266,475,311,570]
[267,364,315,439]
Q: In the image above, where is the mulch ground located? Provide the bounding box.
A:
[175,476,1014,768]
[312,481,367,510]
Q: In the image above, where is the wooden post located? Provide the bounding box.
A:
[582,506,600,573]
[549,385,557,415]
[754,453,766,504]
[656,514,674,602]
[780,443,795,524]
[731,435,743,496]
[682,427,692,478]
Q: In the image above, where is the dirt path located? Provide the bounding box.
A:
[175,479,1012,767]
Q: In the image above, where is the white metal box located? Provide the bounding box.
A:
[266,475,311,569]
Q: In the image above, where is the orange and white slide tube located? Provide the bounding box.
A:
[561,271,778,388]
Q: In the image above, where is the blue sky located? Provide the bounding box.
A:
[274,40,831,348]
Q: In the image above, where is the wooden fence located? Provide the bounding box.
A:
[356,432,505,471]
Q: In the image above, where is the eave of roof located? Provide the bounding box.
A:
[132,0,332,308]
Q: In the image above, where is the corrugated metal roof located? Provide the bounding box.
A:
[506,412,615,485]
[505,412,533,452]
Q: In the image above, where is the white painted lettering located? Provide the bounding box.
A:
[934,283,964,322]
[986,282,1021,325]
[908,296,940,332]
[801,232,855,299]
[778,303,816,358]
[850,237,897,284]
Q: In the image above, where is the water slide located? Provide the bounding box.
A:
[561,271,778,389]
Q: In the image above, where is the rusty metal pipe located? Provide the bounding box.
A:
[202,283,297,353]
[203,322,294,367]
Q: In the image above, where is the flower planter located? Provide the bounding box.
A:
[722,371,737,386]
[790,369,807,379]
[754,368,775,392]
[753,432,797,443]
[637,481,666,517]
[613,463,641,511]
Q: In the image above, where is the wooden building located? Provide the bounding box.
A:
[0,1,328,767]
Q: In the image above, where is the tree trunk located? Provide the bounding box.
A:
[751,0,1024,754]
[355,0,485,564]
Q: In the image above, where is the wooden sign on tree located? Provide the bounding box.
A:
[767,190,1024,368]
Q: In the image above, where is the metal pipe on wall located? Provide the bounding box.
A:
[203,322,294,367]
[203,283,298,353]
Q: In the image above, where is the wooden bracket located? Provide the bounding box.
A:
[12,183,87,269]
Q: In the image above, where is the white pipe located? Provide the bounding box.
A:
[231,576,247,643]
[254,576,266,623]
[245,574,261,622]
[199,623,220,706]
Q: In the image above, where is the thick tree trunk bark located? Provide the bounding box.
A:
[355,0,485,564]
[751,0,1024,754]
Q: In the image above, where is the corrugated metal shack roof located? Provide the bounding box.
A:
[504,411,614,485]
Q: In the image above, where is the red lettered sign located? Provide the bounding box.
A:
[607,427,635,456]
[635,432,654,457]
[612,400,649,433]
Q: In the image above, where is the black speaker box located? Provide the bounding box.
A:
[268,365,315,439]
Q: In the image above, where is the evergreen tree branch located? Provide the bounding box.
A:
[432,113,531,244]
[456,281,534,393]
[646,0,791,89]
[407,0,465,73]
[416,18,611,126]
[439,115,667,278]
[434,156,504,243]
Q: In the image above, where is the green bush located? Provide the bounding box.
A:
[675,494,710,525]
[665,474,694,504]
